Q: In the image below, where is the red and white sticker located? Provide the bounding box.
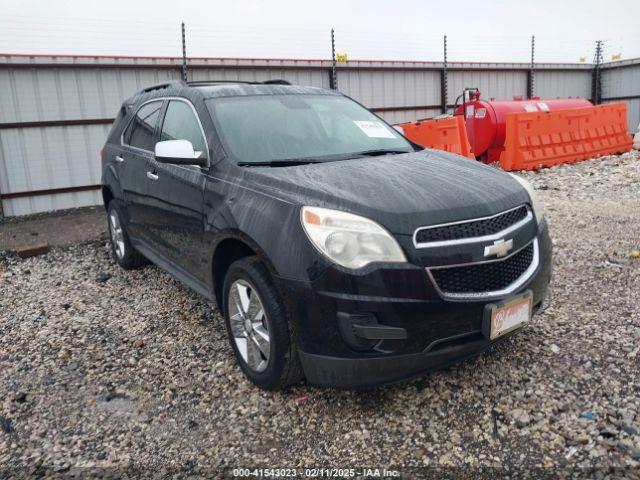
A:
[475,108,487,119]
[466,105,474,118]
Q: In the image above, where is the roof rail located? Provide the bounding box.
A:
[261,79,292,85]
[135,79,294,98]
[140,81,181,93]
[186,80,254,86]
[186,79,293,86]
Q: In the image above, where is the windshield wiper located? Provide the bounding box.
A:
[237,158,326,167]
[237,150,412,167]
[351,149,413,157]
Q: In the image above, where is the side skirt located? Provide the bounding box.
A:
[132,239,215,303]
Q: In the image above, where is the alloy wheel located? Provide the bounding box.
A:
[228,279,271,372]
[109,210,125,259]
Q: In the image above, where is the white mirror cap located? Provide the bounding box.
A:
[154,139,196,159]
[393,125,404,135]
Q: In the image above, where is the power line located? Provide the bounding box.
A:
[0,17,638,63]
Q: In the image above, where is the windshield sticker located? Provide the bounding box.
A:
[354,120,396,138]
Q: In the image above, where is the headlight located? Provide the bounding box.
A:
[301,206,407,269]
[509,174,545,224]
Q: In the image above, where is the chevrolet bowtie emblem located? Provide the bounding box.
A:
[484,238,514,258]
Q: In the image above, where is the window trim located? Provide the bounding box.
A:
[158,97,210,168]
[120,99,164,154]
[120,97,210,168]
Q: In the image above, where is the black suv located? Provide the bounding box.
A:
[101,80,552,389]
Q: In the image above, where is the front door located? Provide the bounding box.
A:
[145,99,208,280]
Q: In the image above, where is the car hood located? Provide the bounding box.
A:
[242,149,530,235]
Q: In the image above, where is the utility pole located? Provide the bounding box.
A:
[330,28,337,90]
[441,35,448,114]
[181,22,188,82]
[592,40,604,104]
[527,35,535,99]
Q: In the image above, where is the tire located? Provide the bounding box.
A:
[223,256,303,390]
[106,202,147,270]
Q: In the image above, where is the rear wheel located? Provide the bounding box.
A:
[223,257,303,390]
[107,202,147,269]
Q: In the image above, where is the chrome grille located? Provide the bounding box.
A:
[428,240,539,299]
[414,205,530,246]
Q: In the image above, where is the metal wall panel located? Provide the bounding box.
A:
[338,70,441,110]
[602,61,640,132]
[627,99,640,133]
[2,190,102,217]
[0,68,180,123]
[602,62,640,98]
[534,71,591,99]
[1,54,638,217]
[447,70,527,104]
[376,108,441,125]
[0,124,109,193]
[190,68,329,88]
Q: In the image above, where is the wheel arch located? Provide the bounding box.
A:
[211,232,280,311]
[102,185,114,209]
[101,162,124,210]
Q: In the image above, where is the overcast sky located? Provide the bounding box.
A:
[1,0,638,63]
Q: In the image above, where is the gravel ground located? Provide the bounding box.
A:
[1,152,639,479]
[0,206,104,251]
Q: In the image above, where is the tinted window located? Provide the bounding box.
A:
[206,95,412,164]
[160,100,206,155]
[123,101,162,151]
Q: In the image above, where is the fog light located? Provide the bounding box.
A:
[337,312,407,351]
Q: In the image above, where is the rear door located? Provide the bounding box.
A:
[144,98,208,279]
[119,100,164,244]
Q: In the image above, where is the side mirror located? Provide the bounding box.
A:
[154,140,207,167]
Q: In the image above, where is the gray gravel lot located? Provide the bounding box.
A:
[1,152,639,478]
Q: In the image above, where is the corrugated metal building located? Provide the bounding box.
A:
[602,58,640,134]
[0,54,638,217]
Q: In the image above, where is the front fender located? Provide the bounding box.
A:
[203,178,328,284]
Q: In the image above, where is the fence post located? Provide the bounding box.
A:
[527,35,535,99]
[592,40,603,104]
[441,35,448,114]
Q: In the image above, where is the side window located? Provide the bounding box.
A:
[123,101,163,151]
[160,100,206,155]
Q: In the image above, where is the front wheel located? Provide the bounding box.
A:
[223,257,303,390]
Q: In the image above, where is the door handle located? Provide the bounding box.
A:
[115,155,124,163]
[146,171,159,181]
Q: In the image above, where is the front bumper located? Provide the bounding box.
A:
[299,331,513,388]
[277,223,552,388]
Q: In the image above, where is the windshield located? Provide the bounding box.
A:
[206,94,413,164]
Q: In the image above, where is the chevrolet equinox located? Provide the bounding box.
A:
[100,80,552,389]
